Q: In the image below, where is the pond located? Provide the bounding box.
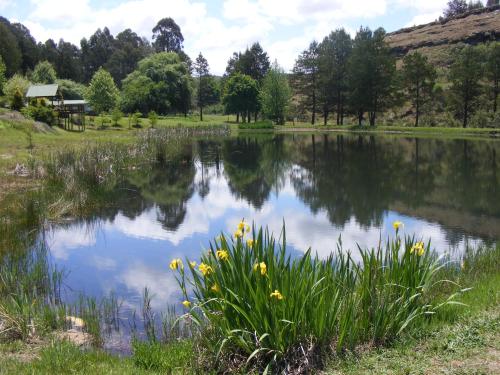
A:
[9,133,500,350]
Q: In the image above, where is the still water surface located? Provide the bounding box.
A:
[44,133,500,348]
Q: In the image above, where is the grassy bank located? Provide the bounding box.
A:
[1,225,498,374]
[277,123,500,138]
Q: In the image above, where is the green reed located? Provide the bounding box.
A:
[171,223,464,373]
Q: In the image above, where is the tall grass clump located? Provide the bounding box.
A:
[0,241,66,341]
[171,222,463,373]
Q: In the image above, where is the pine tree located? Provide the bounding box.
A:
[292,42,319,125]
[402,52,437,127]
[194,53,210,121]
[448,46,484,127]
[485,43,500,113]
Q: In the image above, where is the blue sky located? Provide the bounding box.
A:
[0,0,453,74]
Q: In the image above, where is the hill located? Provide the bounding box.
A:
[386,5,500,67]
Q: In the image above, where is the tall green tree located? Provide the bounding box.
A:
[486,43,500,113]
[348,27,397,126]
[55,39,82,82]
[317,29,352,125]
[81,28,115,82]
[194,53,219,121]
[0,22,22,76]
[224,43,270,121]
[85,68,119,113]
[152,18,184,53]
[0,56,6,95]
[121,52,192,115]
[223,73,260,123]
[292,41,319,125]
[261,61,291,125]
[224,43,270,83]
[401,52,437,127]
[0,19,40,73]
[32,61,57,84]
[106,29,149,85]
[448,46,484,127]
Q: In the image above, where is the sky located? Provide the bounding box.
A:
[0,0,453,75]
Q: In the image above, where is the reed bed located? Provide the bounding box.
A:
[171,222,466,373]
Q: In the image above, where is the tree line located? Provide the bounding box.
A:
[0,9,499,128]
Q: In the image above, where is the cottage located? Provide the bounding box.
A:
[26,84,88,131]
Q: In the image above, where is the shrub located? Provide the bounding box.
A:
[22,99,56,125]
[148,111,158,128]
[131,112,142,128]
[172,222,461,373]
[11,88,24,111]
[4,74,29,104]
[110,108,123,127]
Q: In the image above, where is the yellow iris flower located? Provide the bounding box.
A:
[246,239,254,248]
[211,284,220,292]
[237,221,245,231]
[182,300,191,308]
[216,249,229,261]
[270,290,284,300]
[189,261,197,268]
[234,230,243,239]
[169,258,183,270]
[393,221,403,231]
[253,262,267,276]
[199,262,213,276]
[410,242,425,256]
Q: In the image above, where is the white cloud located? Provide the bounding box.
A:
[14,0,404,74]
[405,12,441,28]
[47,224,97,260]
[0,0,12,10]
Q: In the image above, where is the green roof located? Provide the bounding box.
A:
[26,84,59,98]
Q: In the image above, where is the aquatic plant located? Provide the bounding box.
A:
[171,222,464,373]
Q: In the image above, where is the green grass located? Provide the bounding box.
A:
[278,122,500,138]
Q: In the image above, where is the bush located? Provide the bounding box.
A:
[171,223,461,373]
[11,88,24,111]
[4,74,29,104]
[22,99,57,125]
[110,108,123,127]
[469,110,500,128]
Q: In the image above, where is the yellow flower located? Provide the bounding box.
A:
[237,221,245,231]
[245,224,251,232]
[393,221,403,231]
[253,262,267,276]
[182,300,191,308]
[270,290,284,300]
[216,249,229,261]
[199,262,213,276]
[246,239,254,248]
[211,284,220,293]
[169,258,183,270]
[189,261,197,268]
[234,230,243,239]
[410,242,425,256]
